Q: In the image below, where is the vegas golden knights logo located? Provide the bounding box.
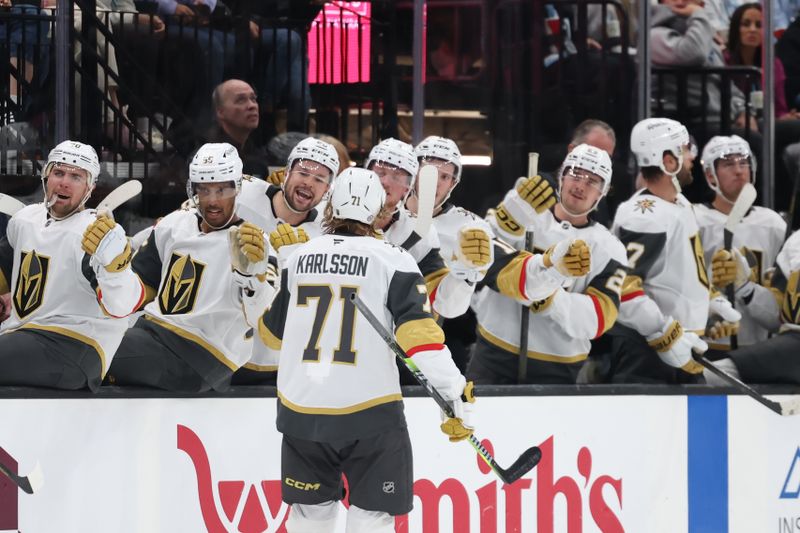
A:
[13,250,50,318]
[158,253,205,315]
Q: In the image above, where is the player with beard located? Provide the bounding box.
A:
[107,143,275,392]
[0,140,143,390]
[695,135,785,352]
[470,144,627,384]
[608,118,741,383]
[233,136,340,385]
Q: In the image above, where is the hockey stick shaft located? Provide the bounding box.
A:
[723,229,738,350]
[696,355,790,415]
[351,293,542,484]
[517,152,539,383]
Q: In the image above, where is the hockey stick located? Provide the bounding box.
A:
[0,193,26,217]
[96,179,142,214]
[351,293,542,484]
[696,354,800,416]
[414,165,437,239]
[722,182,757,350]
[0,460,43,494]
[517,152,539,383]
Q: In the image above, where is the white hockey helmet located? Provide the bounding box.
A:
[557,143,613,216]
[415,135,462,181]
[186,143,243,227]
[188,142,243,188]
[701,135,756,195]
[286,136,340,180]
[630,117,690,176]
[330,167,386,224]
[43,140,101,186]
[365,138,419,185]
[41,140,101,218]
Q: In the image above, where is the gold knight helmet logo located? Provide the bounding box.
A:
[159,253,206,315]
[13,250,49,318]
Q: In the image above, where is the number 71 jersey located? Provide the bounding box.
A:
[259,233,442,441]
[612,190,711,332]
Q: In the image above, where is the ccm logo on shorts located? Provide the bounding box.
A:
[284,477,320,491]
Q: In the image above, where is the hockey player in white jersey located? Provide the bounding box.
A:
[237,136,339,242]
[471,143,627,383]
[106,143,275,392]
[610,118,741,383]
[706,229,800,385]
[259,168,473,533]
[233,136,340,384]
[368,138,480,319]
[0,140,143,390]
[405,135,494,372]
[695,135,785,350]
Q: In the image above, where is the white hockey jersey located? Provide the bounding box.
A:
[613,190,711,336]
[132,209,257,374]
[479,208,628,362]
[433,203,496,263]
[695,203,785,346]
[261,233,464,441]
[0,205,143,377]
[236,177,323,238]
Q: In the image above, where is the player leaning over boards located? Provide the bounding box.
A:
[474,144,627,384]
[609,118,741,383]
[405,135,494,372]
[695,135,785,351]
[368,138,484,319]
[259,168,474,533]
[235,136,340,385]
[0,141,143,390]
[106,143,275,392]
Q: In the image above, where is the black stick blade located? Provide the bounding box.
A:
[500,446,542,484]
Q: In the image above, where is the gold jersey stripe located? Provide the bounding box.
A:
[145,315,238,371]
[478,325,588,363]
[496,252,531,301]
[278,391,403,415]
[17,323,106,376]
[586,286,619,337]
[258,319,282,350]
[0,269,8,294]
[242,362,278,372]
[424,267,449,296]
[621,274,643,296]
[395,317,444,353]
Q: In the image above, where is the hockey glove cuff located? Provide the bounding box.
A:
[647,319,707,374]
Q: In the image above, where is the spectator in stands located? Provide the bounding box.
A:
[227,1,312,133]
[725,3,800,214]
[203,79,268,179]
[651,0,766,203]
[0,0,50,123]
[704,0,800,37]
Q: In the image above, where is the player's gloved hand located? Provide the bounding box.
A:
[711,248,751,290]
[269,223,309,252]
[229,222,269,292]
[709,294,743,324]
[647,319,707,374]
[448,223,494,283]
[516,175,556,214]
[266,168,285,186]
[543,238,591,277]
[440,381,475,443]
[82,215,132,272]
[705,319,739,340]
